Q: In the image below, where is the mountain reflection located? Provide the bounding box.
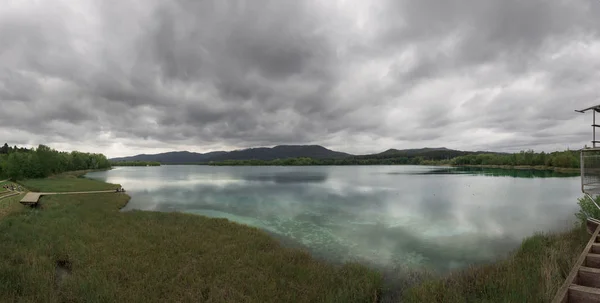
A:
[242,171,328,183]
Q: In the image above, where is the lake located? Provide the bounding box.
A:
[86,165,582,273]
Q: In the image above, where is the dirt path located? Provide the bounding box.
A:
[0,180,22,200]
[0,192,20,201]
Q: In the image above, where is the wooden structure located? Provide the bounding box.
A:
[552,106,600,302]
[577,106,600,222]
[20,192,45,206]
[552,220,600,302]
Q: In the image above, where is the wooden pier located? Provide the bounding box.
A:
[553,219,600,302]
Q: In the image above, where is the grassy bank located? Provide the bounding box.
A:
[400,195,600,302]
[0,193,25,219]
[0,175,381,302]
[0,180,10,194]
[401,225,589,302]
[18,170,119,192]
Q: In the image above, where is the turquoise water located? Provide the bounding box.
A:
[86,165,581,272]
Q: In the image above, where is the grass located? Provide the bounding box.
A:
[0,180,15,194]
[0,193,26,219]
[0,176,381,303]
[18,175,119,192]
[402,224,589,302]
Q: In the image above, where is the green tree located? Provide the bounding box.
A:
[0,143,8,154]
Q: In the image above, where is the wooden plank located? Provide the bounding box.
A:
[568,284,600,303]
[552,224,600,303]
[20,192,41,203]
[587,254,600,269]
[579,267,600,288]
[592,244,600,254]
[588,220,600,236]
[581,267,600,274]
[19,192,41,206]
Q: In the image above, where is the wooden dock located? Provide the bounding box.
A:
[20,190,119,206]
[553,219,600,302]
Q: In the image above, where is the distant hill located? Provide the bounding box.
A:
[110,151,227,164]
[378,147,452,156]
[110,145,350,164]
[207,145,351,162]
[353,147,498,160]
[111,145,497,164]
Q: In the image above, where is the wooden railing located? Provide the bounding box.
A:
[552,219,600,303]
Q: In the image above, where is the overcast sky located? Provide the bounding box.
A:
[1,0,599,158]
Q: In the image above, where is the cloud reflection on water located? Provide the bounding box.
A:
[87,165,580,273]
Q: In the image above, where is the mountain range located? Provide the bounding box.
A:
[110,145,491,164]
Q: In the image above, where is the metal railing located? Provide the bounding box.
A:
[582,149,600,193]
[581,149,600,224]
[575,106,600,229]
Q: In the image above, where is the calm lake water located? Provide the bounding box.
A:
[86,165,581,273]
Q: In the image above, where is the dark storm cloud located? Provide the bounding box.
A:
[0,0,599,156]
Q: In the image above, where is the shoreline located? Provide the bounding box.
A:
[449,164,580,173]
[159,162,580,173]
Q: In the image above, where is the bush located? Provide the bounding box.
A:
[576,195,600,223]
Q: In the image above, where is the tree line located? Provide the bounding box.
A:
[111,161,161,167]
[208,150,581,169]
[450,150,579,168]
[0,143,30,154]
[209,157,427,166]
[0,143,111,180]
